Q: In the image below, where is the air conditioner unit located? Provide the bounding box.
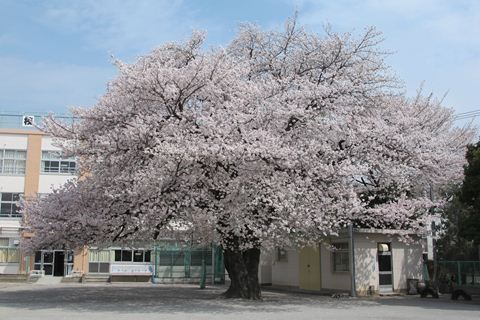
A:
[13,239,20,246]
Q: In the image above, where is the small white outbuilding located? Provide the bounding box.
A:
[260,229,427,295]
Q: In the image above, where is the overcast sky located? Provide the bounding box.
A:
[1,0,479,125]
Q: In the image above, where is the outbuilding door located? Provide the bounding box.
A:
[377,243,393,293]
[299,245,321,291]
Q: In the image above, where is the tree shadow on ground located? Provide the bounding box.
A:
[0,284,479,315]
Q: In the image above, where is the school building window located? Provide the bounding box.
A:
[114,249,151,263]
[0,149,26,175]
[88,250,111,273]
[0,193,22,217]
[0,238,20,263]
[41,151,76,174]
[332,242,349,272]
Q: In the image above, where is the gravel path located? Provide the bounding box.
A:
[0,283,479,320]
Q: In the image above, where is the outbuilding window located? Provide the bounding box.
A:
[332,242,349,272]
[276,248,288,262]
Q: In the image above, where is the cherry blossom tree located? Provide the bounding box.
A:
[22,19,474,299]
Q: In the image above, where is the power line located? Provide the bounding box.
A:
[454,115,480,121]
[453,109,480,121]
[456,113,480,117]
[454,109,480,117]
[454,115,480,120]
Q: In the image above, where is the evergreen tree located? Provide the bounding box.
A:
[459,142,480,246]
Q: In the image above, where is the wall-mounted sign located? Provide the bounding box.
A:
[110,264,153,275]
[22,115,35,127]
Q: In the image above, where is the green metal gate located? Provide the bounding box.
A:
[437,261,480,287]
[153,243,225,284]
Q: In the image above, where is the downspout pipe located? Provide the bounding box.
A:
[349,224,356,297]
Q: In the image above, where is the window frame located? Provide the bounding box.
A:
[40,151,76,174]
[0,149,27,175]
[332,242,350,273]
[88,249,111,274]
[0,193,22,218]
[0,241,20,264]
[114,249,152,263]
[276,248,288,262]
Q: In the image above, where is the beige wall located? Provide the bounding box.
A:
[24,134,42,197]
[73,247,89,275]
[18,253,34,274]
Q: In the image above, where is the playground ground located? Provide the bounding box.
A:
[0,282,479,320]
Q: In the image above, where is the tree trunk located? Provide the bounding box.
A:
[222,247,261,300]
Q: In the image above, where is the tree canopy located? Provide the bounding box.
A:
[22,19,475,299]
[436,143,480,260]
[458,143,480,245]
[456,142,480,246]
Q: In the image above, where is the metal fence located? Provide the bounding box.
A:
[0,111,75,129]
[153,245,225,284]
[437,261,480,287]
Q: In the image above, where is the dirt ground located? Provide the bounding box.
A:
[0,283,479,320]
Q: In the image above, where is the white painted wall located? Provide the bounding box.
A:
[0,263,20,274]
[391,240,425,290]
[320,241,351,291]
[0,205,22,246]
[38,175,75,193]
[0,176,25,193]
[271,249,299,287]
[0,218,21,229]
[40,136,62,151]
[353,233,425,294]
[0,134,28,149]
[353,234,379,293]
[259,250,273,284]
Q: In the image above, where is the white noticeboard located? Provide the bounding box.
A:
[110,264,153,275]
